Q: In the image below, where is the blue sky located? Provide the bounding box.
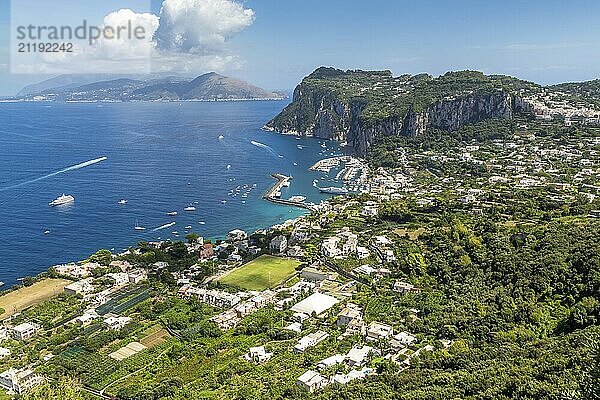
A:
[1,0,600,95]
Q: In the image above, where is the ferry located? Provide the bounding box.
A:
[49,194,74,206]
[319,186,349,195]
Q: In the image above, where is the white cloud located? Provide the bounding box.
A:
[14,0,254,75]
[155,0,255,55]
[91,9,159,60]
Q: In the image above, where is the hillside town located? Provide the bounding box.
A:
[0,111,597,398]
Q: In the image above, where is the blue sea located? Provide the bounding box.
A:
[0,101,344,286]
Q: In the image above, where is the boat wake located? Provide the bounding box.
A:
[152,222,176,232]
[250,140,282,158]
[0,156,108,192]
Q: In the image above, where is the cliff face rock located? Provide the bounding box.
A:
[267,82,527,156]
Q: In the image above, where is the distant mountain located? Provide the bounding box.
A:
[17,74,150,97]
[16,73,285,102]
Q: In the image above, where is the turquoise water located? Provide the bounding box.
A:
[0,101,343,286]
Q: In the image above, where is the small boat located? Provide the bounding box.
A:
[118,199,128,205]
[134,220,146,231]
[221,200,227,204]
[167,211,178,216]
[242,201,246,204]
[0,282,4,288]
[171,231,178,235]
[218,135,224,139]
[319,186,349,195]
[185,225,192,229]
[293,162,298,166]
[44,230,50,235]
[184,205,196,212]
[226,164,231,170]
[187,182,191,186]
[49,194,74,207]
[198,221,206,225]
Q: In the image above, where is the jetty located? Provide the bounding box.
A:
[263,174,314,210]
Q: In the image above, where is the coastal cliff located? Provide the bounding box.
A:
[265,68,538,155]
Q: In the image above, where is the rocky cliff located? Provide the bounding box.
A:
[265,68,537,155]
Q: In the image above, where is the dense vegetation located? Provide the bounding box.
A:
[269,68,540,132]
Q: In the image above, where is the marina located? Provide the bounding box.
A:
[263,174,315,210]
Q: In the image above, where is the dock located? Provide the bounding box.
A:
[263,174,314,210]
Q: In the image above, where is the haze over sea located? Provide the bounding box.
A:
[0,101,343,287]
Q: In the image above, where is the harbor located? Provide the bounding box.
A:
[263,174,315,210]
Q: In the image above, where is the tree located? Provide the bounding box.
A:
[20,377,85,400]
[185,233,201,244]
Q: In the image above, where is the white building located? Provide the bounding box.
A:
[393,281,420,295]
[353,264,376,276]
[227,229,248,242]
[391,331,417,349]
[356,246,370,259]
[103,316,132,330]
[64,278,94,296]
[366,321,394,341]
[128,269,148,284]
[0,368,43,394]
[291,292,339,316]
[345,345,373,367]
[321,237,341,258]
[294,330,329,352]
[337,303,363,326]
[317,354,345,370]
[269,235,288,254]
[12,323,39,341]
[244,346,273,363]
[53,263,91,279]
[296,370,328,393]
[107,272,130,287]
[0,348,10,359]
[72,310,99,327]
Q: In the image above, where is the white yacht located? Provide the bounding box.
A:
[49,194,74,207]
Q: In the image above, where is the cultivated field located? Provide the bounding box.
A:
[218,255,300,290]
[0,278,70,319]
[140,327,170,348]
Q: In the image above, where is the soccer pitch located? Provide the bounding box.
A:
[218,255,301,291]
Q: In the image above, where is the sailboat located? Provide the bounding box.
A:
[134,220,146,231]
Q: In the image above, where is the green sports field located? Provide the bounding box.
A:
[218,255,301,291]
